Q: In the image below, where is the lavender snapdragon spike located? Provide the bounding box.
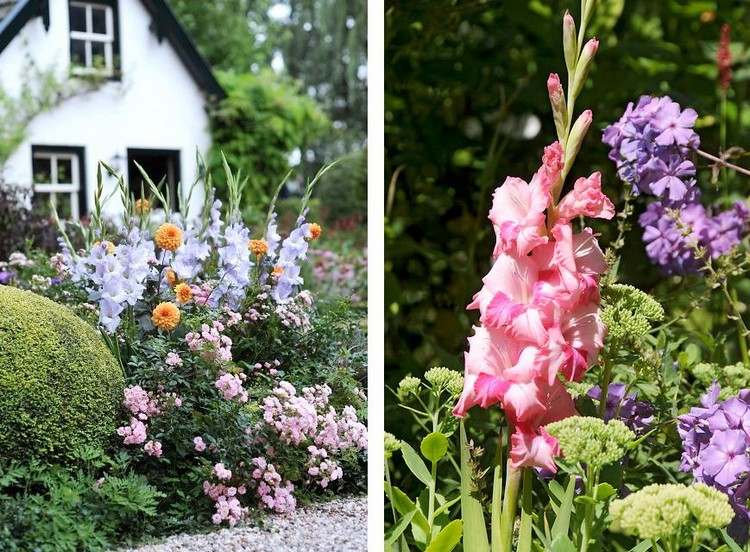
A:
[79,229,156,333]
[215,222,253,309]
[272,215,311,302]
[604,95,749,274]
[678,383,750,542]
[588,383,654,435]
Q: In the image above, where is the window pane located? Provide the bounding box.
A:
[31,191,52,215]
[32,157,51,184]
[91,41,106,69]
[70,39,86,66]
[70,5,86,32]
[91,6,107,34]
[57,158,73,184]
[54,193,73,219]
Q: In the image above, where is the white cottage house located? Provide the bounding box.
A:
[0,0,224,219]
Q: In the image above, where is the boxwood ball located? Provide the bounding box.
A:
[0,286,124,461]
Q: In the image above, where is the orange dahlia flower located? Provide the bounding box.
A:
[272,265,284,278]
[308,223,322,240]
[174,282,192,304]
[151,302,180,331]
[154,223,183,252]
[248,239,269,257]
[164,268,177,287]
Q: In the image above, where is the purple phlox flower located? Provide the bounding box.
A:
[652,101,699,147]
[699,429,750,487]
[643,155,696,202]
[588,383,655,435]
[0,270,15,285]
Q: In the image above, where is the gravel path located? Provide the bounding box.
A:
[117,497,367,552]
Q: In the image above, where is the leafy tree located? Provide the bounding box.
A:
[208,69,329,218]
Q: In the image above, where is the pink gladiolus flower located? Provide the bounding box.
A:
[454,138,612,472]
[557,172,615,223]
[547,73,563,102]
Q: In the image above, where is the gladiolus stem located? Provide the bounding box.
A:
[499,461,522,552]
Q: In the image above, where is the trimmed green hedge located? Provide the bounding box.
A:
[0,286,123,461]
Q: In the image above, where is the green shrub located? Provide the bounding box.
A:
[0,286,123,461]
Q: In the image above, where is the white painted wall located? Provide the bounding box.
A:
[0,0,212,218]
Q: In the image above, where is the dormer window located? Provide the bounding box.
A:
[69,1,119,76]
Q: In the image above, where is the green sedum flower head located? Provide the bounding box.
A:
[545,416,634,469]
[609,483,733,540]
[690,361,750,400]
[397,376,421,401]
[384,432,402,460]
[601,283,664,344]
[424,366,464,397]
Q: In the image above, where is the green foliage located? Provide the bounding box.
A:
[0,450,162,552]
[208,70,330,213]
[546,417,634,471]
[609,483,733,544]
[0,286,123,461]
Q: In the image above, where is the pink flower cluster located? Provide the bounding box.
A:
[316,405,369,452]
[203,473,248,526]
[454,141,614,472]
[186,321,233,363]
[165,351,183,367]
[215,372,249,403]
[144,440,162,457]
[123,385,160,420]
[306,445,343,488]
[262,381,319,445]
[117,418,147,445]
[250,457,296,513]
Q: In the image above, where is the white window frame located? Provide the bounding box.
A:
[32,151,82,220]
[69,2,115,76]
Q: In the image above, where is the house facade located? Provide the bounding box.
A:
[0,0,224,220]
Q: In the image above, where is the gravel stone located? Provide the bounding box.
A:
[116,497,367,552]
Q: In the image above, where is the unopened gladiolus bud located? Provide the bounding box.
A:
[563,11,577,75]
[547,73,568,143]
[571,38,599,100]
[563,109,592,174]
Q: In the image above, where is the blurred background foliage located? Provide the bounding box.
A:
[169,0,366,233]
[385,0,750,419]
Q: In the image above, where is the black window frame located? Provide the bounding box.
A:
[67,0,121,80]
[30,145,87,219]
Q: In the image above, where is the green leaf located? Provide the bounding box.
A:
[421,432,449,463]
[574,495,596,506]
[491,465,502,552]
[401,442,433,487]
[425,519,463,552]
[459,421,490,552]
[594,482,617,502]
[385,510,416,548]
[384,481,430,544]
[433,495,461,518]
[549,535,577,552]
[722,530,744,552]
[551,476,576,539]
[627,540,653,552]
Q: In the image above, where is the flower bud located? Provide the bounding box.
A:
[571,38,599,100]
[563,11,577,75]
[564,109,592,174]
[547,73,568,142]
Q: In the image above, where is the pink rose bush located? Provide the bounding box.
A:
[454,141,613,472]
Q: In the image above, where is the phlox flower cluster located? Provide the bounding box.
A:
[274,290,313,329]
[250,457,296,514]
[117,417,147,445]
[123,385,160,420]
[215,372,249,403]
[454,140,614,472]
[678,383,750,539]
[72,229,156,332]
[603,96,749,274]
[315,404,369,452]
[185,320,233,363]
[305,445,343,488]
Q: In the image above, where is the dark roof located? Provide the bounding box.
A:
[0,0,225,98]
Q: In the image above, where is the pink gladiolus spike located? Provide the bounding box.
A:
[557,172,615,223]
[510,427,559,472]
